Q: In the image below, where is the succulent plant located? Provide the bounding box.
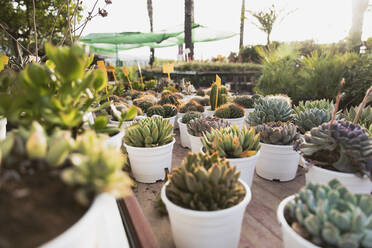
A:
[162,104,178,118]
[136,100,153,113]
[233,95,255,109]
[256,121,299,145]
[166,152,245,211]
[181,111,202,124]
[123,116,175,147]
[251,94,262,101]
[146,105,165,117]
[196,89,205,96]
[210,82,227,111]
[247,97,295,126]
[295,99,334,113]
[158,92,180,106]
[295,108,332,134]
[192,96,210,106]
[202,125,260,158]
[299,121,372,180]
[215,103,245,119]
[284,179,372,248]
[187,116,230,137]
[144,79,157,90]
[179,100,204,113]
[344,106,372,132]
[266,94,292,106]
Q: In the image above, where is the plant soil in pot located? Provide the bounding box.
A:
[202,125,261,186]
[255,122,300,181]
[214,103,246,129]
[277,179,372,248]
[178,112,202,149]
[124,116,175,183]
[161,153,251,248]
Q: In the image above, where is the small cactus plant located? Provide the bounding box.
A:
[256,122,299,145]
[192,96,210,106]
[202,125,260,158]
[165,152,245,211]
[123,116,175,147]
[233,95,255,109]
[209,82,227,111]
[179,100,204,113]
[146,104,177,118]
[187,116,230,137]
[158,92,180,106]
[284,179,372,248]
[214,103,245,119]
[181,111,202,124]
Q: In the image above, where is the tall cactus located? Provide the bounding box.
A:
[210,82,227,111]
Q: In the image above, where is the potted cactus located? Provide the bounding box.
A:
[0,122,132,247]
[255,122,300,181]
[202,125,261,186]
[214,103,246,129]
[206,82,227,117]
[177,100,204,129]
[158,91,181,107]
[178,111,202,149]
[146,104,178,131]
[161,152,251,248]
[233,95,255,117]
[187,116,230,153]
[296,86,372,194]
[123,116,175,183]
[277,179,372,248]
[191,96,210,112]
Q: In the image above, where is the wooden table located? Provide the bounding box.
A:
[133,131,305,248]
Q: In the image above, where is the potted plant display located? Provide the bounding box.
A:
[110,105,142,129]
[176,100,204,129]
[214,103,246,129]
[146,104,178,132]
[123,116,175,183]
[255,122,300,181]
[178,111,202,149]
[206,82,227,117]
[202,125,261,186]
[187,116,230,153]
[277,179,372,248]
[0,122,132,247]
[233,95,255,117]
[191,96,210,112]
[161,152,251,248]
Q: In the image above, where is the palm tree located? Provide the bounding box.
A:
[147,0,155,66]
[184,0,194,61]
[239,0,245,49]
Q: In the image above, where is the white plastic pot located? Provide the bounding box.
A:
[277,195,319,248]
[0,117,7,141]
[219,116,245,129]
[161,180,251,248]
[178,118,191,148]
[305,164,372,194]
[105,131,125,151]
[255,143,300,182]
[204,109,214,117]
[165,116,176,133]
[124,138,175,183]
[42,193,129,248]
[188,133,203,153]
[226,151,260,187]
[203,106,210,112]
[175,113,185,129]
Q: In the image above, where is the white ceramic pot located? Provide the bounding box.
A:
[0,117,7,141]
[305,164,372,194]
[161,180,251,248]
[124,138,175,183]
[165,116,176,133]
[175,112,185,129]
[42,193,129,248]
[178,118,191,148]
[204,109,214,117]
[219,116,245,129]
[226,152,260,187]
[244,108,255,117]
[188,133,203,153]
[255,143,300,182]
[277,195,319,248]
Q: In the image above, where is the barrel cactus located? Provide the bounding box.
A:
[166,152,245,211]
[215,103,245,119]
[181,111,202,124]
[256,122,299,145]
[158,92,180,106]
[202,125,260,158]
[210,82,227,111]
[124,116,175,147]
[162,104,178,118]
[284,179,372,248]
[146,105,165,117]
[233,95,255,109]
[295,108,332,134]
[298,121,372,180]
[187,116,230,137]
[179,100,204,113]
[247,97,295,126]
[192,96,210,106]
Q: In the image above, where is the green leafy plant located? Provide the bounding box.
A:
[210,82,227,111]
[166,152,245,211]
[233,95,255,109]
[256,121,298,145]
[284,179,372,248]
[295,108,332,134]
[214,103,245,119]
[111,105,138,128]
[187,116,230,137]
[131,81,145,91]
[179,100,204,113]
[202,125,260,158]
[89,115,120,136]
[123,116,175,147]
[181,111,202,124]
[247,97,295,126]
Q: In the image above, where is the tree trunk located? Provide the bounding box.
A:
[349,0,369,51]
[239,0,245,49]
[184,0,194,61]
[147,0,155,66]
[267,33,270,47]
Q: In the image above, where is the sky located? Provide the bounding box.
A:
[80,0,372,61]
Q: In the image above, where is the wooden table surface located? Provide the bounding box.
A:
[133,130,305,248]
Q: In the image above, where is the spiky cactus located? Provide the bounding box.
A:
[162,104,178,118]
[256,122,299,145]
[158,93,180,106]
[202,125,260,158]
[187,116,230,137]
[181,111,202,124]
[146,105,165,117]
[295,108,332,134]
[295,99,334,113]
[124,116,175,147]
[284,179,372,248]
[192,96,210,106]
[233,95,255,109]
[247,97,295,126]
[166,152,245,211]
[179,100,204,113]
[215,103,245,119]
[210,82,227,111]
[266,94,292,106]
